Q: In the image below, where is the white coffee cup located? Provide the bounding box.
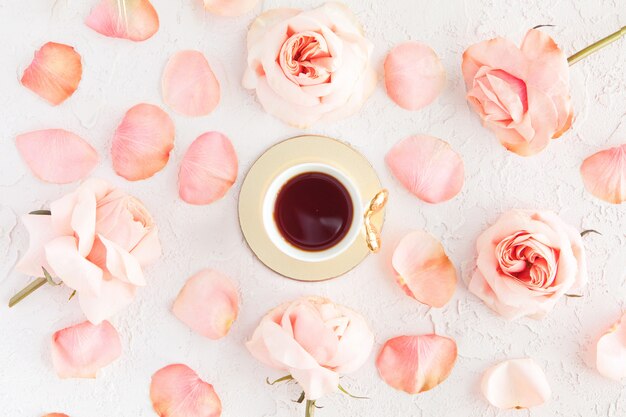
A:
[262,162,364,263]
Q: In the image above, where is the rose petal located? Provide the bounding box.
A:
[481,358,551,409]
[376,334,457,394]
[111,103,175,181]
[43,414,69,417]
[162,50,220,117]
[77,276,137,325]
[172,269,239,340]
[391,230,457,308]
[51,320,121,379]
[150,364,222,417]
[580,144,626,204]
[596,313,626,380]
[384,42,446,111]
[178,132,238,205]
[85,0,159,42]
[15,129,98,184]
[15,214,60,278]
[20,42,82,105]
[98,234,146,286]
[386,135,464,203]
[203,0,259,17]
[45,236,103,296]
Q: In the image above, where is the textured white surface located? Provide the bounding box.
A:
[0,0,625,416]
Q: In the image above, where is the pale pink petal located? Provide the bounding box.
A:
[580,144,626,204]
[204,0,259,17]
[85,0,159,42]
[481,358,551,409]
[16,129,98,184]
[98,234,145,286]
[162,50,220,117]
[386,135,464,204]
[15,214,60,277]
[172,269,239,340]
[596,313,626,380]
[285,303,339,364]
[77,276,136,325]
[178,132,238,205]
[51,320,121,379]
[130,227,162,267]
[44,236,103,296]
[391,230,457,308]
[21,42,82,105]
[150,364,222,417]
[111,103,175,181]
[384,42,446,111]
[376,334,457,394]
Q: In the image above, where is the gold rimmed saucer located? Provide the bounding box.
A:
[238,135,385,282]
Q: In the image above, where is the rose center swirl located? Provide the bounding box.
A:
[495,232,559,289]
[279,31,334,86]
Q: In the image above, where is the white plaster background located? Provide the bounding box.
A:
[0,0,625,416]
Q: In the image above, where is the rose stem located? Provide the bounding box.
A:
[568,26,626,65]
[305,400,316,417]
[8,277,47,308]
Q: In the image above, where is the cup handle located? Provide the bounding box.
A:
[364,189,388,253]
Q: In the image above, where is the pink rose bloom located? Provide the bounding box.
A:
[16,178,161,324]
[462,29,573,156]
[246,296,374,400]
[468,210,586,320]
[242,2,376,128]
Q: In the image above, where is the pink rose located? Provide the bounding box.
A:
[468,210,586,320]
[462,29,573,156]
[16,178,161,324]
[242,2,376,128]
[246,296,374,400]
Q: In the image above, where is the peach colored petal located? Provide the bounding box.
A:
[150,364,222,417]
[376,334,457,394]
[203,0,259,17]
[461,37,527,89]
[111,103,175,181]
[51,320,121,379]
[481,358,551,409]
[172,269,239,340]
[391,230,457,308]
[21,42,82,105]
[384,42,446,111]
[178,132,238,205]
[386,135,464,203]
[162,50,220,117]
[16,129,98,184]
[43,414,69,417]
[580,144,626,204]
[85,0,159,42]
[596,313,626,380]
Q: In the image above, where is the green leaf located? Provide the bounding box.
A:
[338,384,369,400]
[266,375,293,385]
[533,24,555,30]
[42,267,61,286]
[565,293,583,298]
[293,391,305,404]
[29,210,51,215]
[581,229,601,237]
